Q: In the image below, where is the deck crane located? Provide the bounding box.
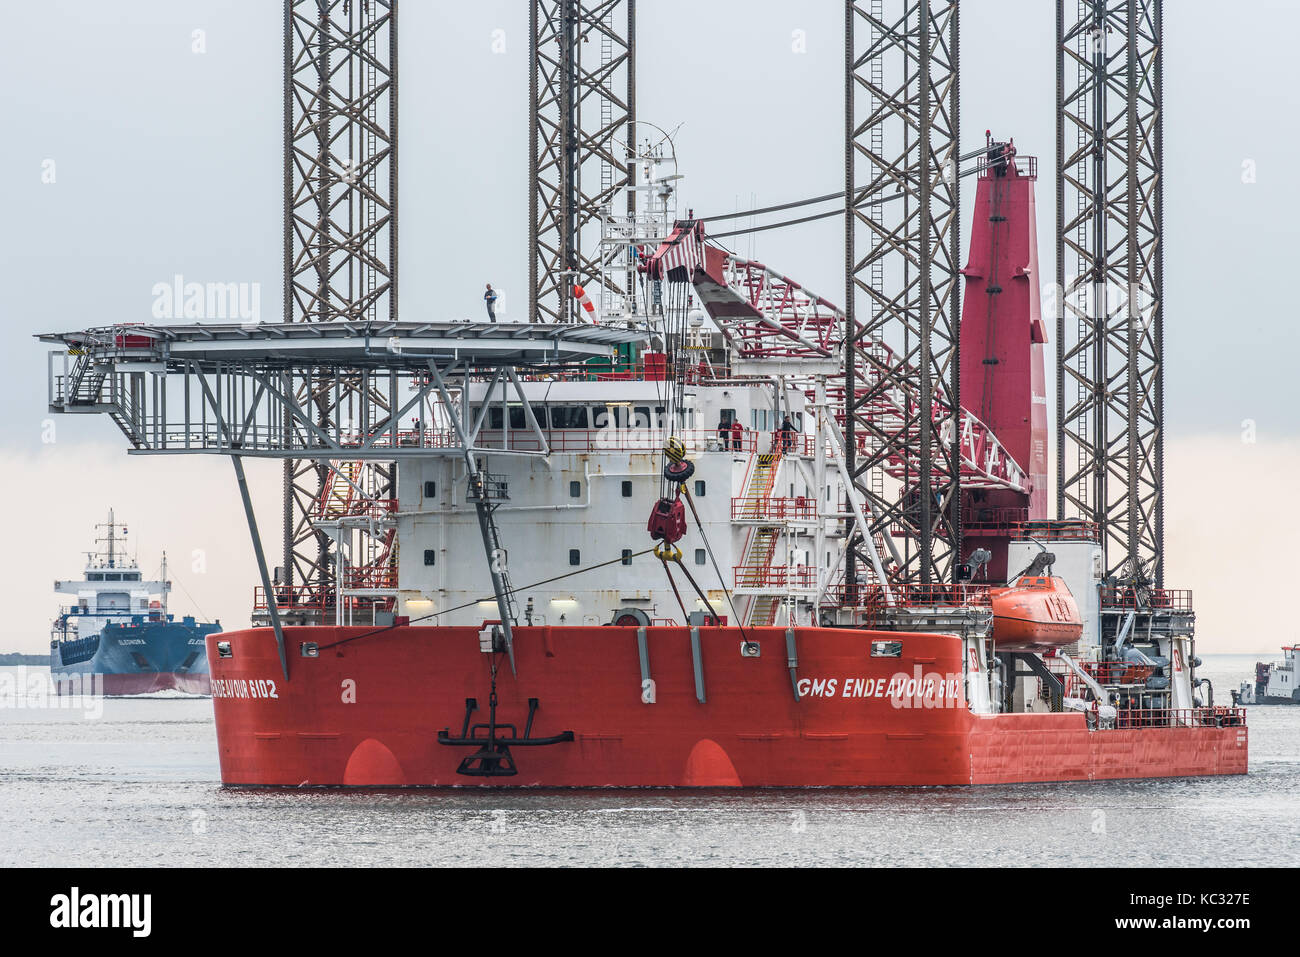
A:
[644,135,1045,589]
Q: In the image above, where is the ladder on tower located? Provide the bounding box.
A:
[1073,1,1094,513]
[362,8,380,318]
[599,9,614,201]
[862,0,888,508]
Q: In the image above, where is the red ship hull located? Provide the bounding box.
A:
[54,671,212,696]
[207,626,1246,787]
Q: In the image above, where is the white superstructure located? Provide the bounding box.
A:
[395,376,848,629]
[1258,646,1299,703]
[51,511,170,640]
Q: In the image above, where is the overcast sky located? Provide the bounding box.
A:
[1,1,1295,652]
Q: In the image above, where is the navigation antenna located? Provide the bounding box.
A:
[94,509,128,569]
[161,550,170,619]
[598,122,681,333]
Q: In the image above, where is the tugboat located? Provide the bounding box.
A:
[49,511,221,695]
[1240,646,1300,705]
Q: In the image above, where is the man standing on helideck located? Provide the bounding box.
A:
[484,283,498,322]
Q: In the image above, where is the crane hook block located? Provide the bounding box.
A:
[663,437,687,463]
[663,459,695,483]
[647,497,688,545]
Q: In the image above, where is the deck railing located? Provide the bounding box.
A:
[1111,707,1245,729]
[253,586,395,612]
[1042,657,1157,687]
[341,567,399,590]
[829,582,994,610]
[473,427,815,457]
[731,497,819,522]
[1101,588,1194,612]
[733,566,819,590]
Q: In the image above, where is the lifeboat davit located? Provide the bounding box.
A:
[990,575,1083,652]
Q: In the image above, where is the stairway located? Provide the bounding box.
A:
[749,596,781,627]
[735,451,787,626]
[319,462,362,518]
[737,453,781,519]
[736,526,781,589]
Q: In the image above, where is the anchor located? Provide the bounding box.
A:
[437,686,575,777]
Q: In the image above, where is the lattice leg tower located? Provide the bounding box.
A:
[529,0,635,323]
[282,0,399,606]
[1056,0,1164,584]
[845,0,962,585]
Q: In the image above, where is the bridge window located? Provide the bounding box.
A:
[621,549,632,566]
[694,480,706,497]
[569,549,581,566]
[105,573,121,581]
[621,481,632,497]
[598,405,627,429]
[549,406,589,429]
[88,573,103,581]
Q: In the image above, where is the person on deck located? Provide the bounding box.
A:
[781,414,796,454]
[730,419,745,452]
[484,283,498,322]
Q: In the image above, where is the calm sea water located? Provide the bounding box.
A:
[1,654,1296,867]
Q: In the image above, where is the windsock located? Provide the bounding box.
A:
[573,284,598,324]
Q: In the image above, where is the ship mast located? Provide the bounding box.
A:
[95,509,126,568]
[161,550,170,618]
[597,123,680,334]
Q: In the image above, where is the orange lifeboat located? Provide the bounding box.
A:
[990,575,1083,651]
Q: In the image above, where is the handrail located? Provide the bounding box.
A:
[733,566,818,589]
[1111,707,1245,729]
[253,586,394,612]
[341,567,399,590]
[731,497,817,521]
[830,582,993,609]
[1101,588,1193,612]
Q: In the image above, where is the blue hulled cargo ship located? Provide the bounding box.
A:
[49,512,221,695]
